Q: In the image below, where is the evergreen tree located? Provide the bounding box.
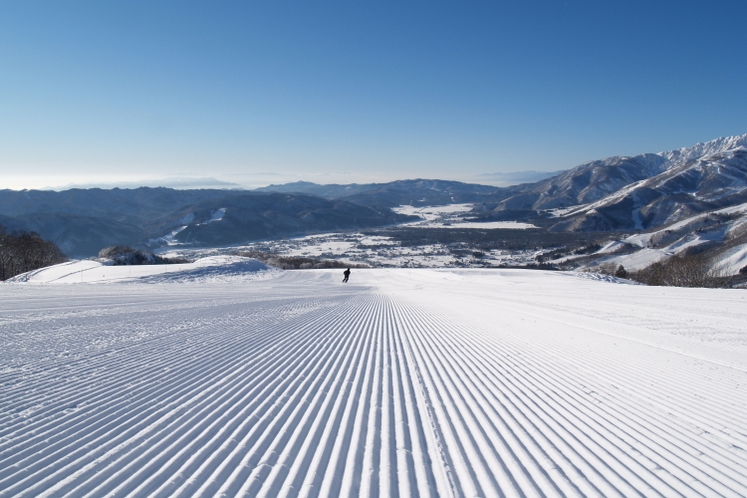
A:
[615,265,628,278]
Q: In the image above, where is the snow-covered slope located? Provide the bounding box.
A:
[8,256,276,284]
[554,134,747,231]
[571,201,747,274]
[482,133,747,232]
[2,268,746,496]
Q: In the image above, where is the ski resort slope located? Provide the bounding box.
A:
[1,268,746,497]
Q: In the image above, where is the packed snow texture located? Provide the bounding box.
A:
[8,256,276,284]
[1,267,746,497]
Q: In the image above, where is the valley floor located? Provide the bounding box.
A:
[1,269,746,497]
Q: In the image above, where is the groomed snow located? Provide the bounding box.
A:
[8,256,276,284]
[1,267,746,497]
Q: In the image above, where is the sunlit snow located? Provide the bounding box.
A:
[1,263,746,496]
[8,256,276,284]
[392,204,535,229]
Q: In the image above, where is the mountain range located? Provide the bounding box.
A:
[258,178,506,208]
[472,133,747,232]
[0,189,413,256]
[1,133,745,260]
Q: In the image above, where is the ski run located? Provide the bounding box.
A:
[1,266,746,497]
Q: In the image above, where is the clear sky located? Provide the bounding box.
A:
[1,1,746,190]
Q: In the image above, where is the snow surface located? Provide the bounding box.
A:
[394,204,475,219]
[200,208,226,224]
[715,245,747,275]
[440,221,536,229]
[150,226,189,247]
[8,256,276,284]
[151,208,228,246]
[1,267,746,497]
[595,248,672,272]
[566,201,747,275]
[392,204,536,229]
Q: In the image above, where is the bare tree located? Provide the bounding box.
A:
[0,225,67,280]
[631,254,718,288]
[0,227,11,281]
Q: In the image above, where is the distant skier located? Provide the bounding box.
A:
[342,268,351,283]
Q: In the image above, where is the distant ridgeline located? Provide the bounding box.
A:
[0,181,505,257]
[0,133,746,265]
[470,133,747,232]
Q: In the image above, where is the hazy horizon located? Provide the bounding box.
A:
[2,2,746,190]
[4,168,567,192]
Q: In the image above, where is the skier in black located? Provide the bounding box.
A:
[342,268,351,283]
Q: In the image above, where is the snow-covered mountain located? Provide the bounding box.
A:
[257,179,506,208]
[559,200,747,276]
[0,189,413,256]
[479,133,747,232]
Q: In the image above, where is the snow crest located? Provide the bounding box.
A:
[7,256,276,284]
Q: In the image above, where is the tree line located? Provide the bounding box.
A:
[0,226,67,281]
[237,251,367,270]
[603,253,747,289]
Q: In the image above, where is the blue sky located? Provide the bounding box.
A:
[1,1,746,189]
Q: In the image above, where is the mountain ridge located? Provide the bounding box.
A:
[2,132,746,261]
[474,133,747,231]
[0,189,414,256]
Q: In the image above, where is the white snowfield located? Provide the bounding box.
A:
[1,267,747,497]
[8,256,277,284]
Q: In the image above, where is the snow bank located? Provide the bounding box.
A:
[566,270,638,284]
[140,256,278,284]
[7,255,277,284]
